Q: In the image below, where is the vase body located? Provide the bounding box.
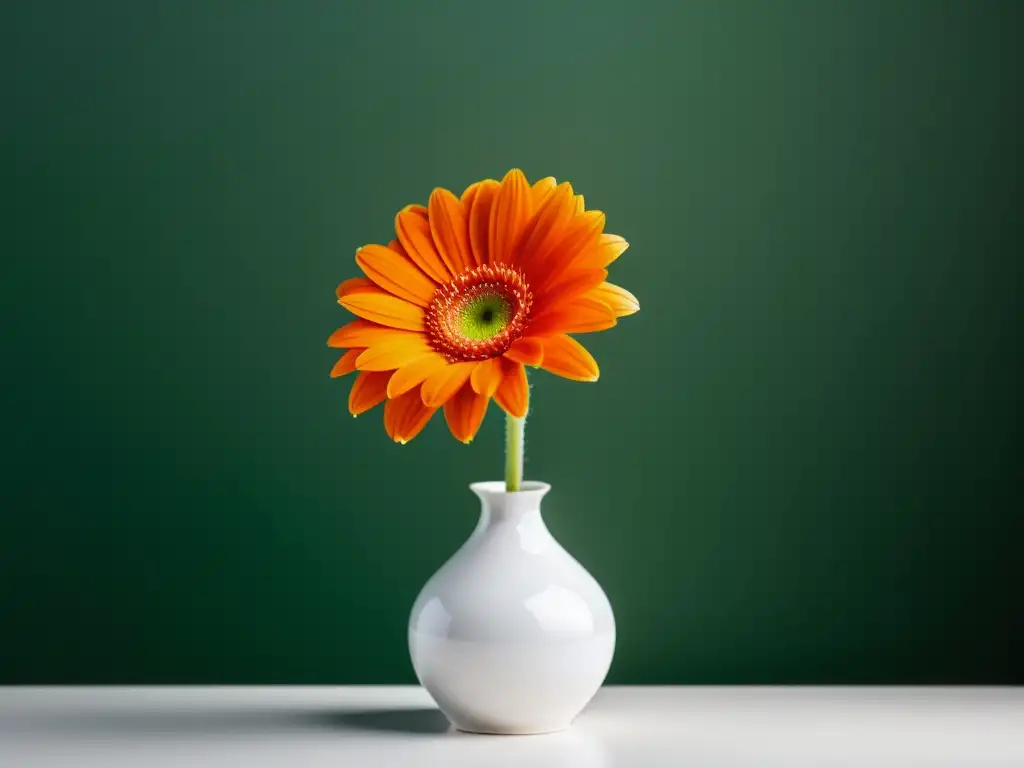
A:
[408,481,615,735]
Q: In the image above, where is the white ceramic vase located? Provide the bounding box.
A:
[408,481,615,735]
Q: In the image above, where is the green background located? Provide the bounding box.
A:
[2,1,1021,684]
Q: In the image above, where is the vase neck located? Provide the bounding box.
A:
[470,481,551,524]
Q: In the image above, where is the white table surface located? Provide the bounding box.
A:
[1,686,1021,767]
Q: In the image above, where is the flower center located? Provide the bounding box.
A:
[425,264,533,362]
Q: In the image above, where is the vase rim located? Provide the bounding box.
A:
[469,480,551,496]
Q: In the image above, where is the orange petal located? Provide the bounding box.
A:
[531,176,557,206]
[336,276,375,298]
[443,382,489,443]
[337,282,425,331]
[357,244,436,307]
[538,267,608,304]
[395,208,450,283]
[428,188,472,276]
[595,234,629,267]
[574,194,585,214]
[387,352,449,398]
[328,319,407,349]
[517,182,576,277]
[467,180,498,268]
[504,337,544,366]
[460,180,482,206]
[528,296,616,335]
[399,403,437,442]
[494,358,529,418]
[355,333,432,371]
[538,335,600,382]
[558,233,627,273]
[349,371,390,416]
[589,281,640,317]
[488,168,532,265]
[469,357,503,398]
[330,348,362,378]
[532,210,605,288]
[420,361,476,407]
[384,389,437,444]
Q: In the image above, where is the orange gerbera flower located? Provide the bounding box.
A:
[328,169,639,444]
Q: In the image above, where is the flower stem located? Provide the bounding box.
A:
[504,411,525,492]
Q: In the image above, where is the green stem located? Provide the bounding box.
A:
[504,411,525,492]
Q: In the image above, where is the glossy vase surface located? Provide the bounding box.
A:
[408,481,615,735]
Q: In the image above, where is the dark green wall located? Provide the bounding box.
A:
[2,1,1021,684]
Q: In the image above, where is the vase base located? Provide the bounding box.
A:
[454,723,571,736]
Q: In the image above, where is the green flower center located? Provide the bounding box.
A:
[459,294,512,341]
[425,263,534,363]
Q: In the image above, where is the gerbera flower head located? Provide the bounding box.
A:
[328,169,639,444]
